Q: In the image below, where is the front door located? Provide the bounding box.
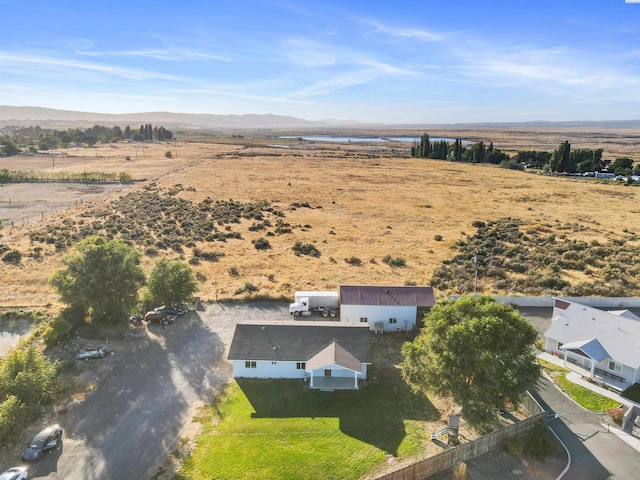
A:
[324,369,332,377]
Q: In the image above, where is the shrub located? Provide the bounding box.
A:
[434,234,443,241]
[229,267,240,277]
[382,255,406,267]
[252,238,271,250]
[42,315,73,348]
[292,241,321,257]
[2,249,22,264]
[504,436,523,456]
[344,256,362,266]
[453,461,467,480]
[165,151,173,158]
[524,421,556,460]
[607,407,625,426]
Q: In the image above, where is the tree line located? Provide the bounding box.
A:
[1,123,174,155]
[411,133,639,177]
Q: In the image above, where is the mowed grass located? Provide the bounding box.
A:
[178,337,441,480]
[556,374,620,412]
[539,360,620,412]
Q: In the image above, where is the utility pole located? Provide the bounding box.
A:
[174,140,178,158]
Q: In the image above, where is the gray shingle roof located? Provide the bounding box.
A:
[545,300,640,368]
[306,341,363,373]
[227,321,372,363]
[339,285,436,307]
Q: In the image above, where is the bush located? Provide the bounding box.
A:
[524,421,557,460]
[2,249,22,264]
[42,315,73,348]
[252,238,271,250]
[228,267,239,277]
[292,241,320,257]
[382,255,406,267]
[165,151,173,158]
[344,256,362,266]
[434,234,443,241]
[607,407,625,426]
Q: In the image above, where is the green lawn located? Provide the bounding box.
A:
[538,359,620,412]
[556,374,620,412]
[177,339,439,480]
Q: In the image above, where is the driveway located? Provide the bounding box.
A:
[532,375,640,479]
[2,302,290,479]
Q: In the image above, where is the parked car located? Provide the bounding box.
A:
[75,346,107,361]
[0,467,28,480]
[154,305,186,316]
[144,311,176,324]
[21,425,62,462]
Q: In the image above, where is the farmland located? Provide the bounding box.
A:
[1,129,639,309]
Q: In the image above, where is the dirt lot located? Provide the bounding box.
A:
[0,302,287,479]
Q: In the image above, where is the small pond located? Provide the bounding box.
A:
[0,318,33,357]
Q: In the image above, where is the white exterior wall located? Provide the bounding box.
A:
[232,360,369,380]
[340,304,417,331]
[546,337,637,384]
[309,364,368,379]
[232,360,308,379]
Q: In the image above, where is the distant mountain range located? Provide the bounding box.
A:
[1,106,639,131]
[0,106,362,130]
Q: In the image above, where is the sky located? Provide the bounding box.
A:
[1,0,640,124]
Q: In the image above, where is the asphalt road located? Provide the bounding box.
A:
[532,375,640,479]
[4,302,290,480]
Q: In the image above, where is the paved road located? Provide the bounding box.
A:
[5,302,290,480]
[532,375,640,479]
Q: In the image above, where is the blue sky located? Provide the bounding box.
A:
[1,0,639,124]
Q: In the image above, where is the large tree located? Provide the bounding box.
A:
[550,141,571,172]
[401,296,540,426]
[49,236,145,325]
[141,257,197,310]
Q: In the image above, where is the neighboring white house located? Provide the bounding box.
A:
[339,285,436,332]
[227,321,371,390]
[544,298,640,387]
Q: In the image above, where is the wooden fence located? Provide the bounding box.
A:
[374,393,545,480]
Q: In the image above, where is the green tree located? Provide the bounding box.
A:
[550,141,571,172]
[401,296,540,427]
[612,157,634,175]
[141,258,197,310]
[1,140,20,156]
[0,346,57,417]
[49,236,145,325]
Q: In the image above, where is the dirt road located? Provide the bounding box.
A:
[3,302,289,479]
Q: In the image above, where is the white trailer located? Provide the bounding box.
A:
[289,291,339,317]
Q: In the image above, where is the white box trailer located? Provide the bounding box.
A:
[290,291,339,317]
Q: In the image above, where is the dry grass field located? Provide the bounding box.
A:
[1,130,639,309]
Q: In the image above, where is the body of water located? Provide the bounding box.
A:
[279,135,460,143]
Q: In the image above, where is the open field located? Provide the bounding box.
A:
[0,129,639,308]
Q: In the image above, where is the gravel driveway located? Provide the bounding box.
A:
[2,302,290,479]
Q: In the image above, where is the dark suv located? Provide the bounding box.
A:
[21,424,62,461]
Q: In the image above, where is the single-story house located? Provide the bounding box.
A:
[227,321,371,390]
[339,285,436,332]
[545,298,640,387]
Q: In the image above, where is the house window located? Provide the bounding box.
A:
[245,361,257,368]
[608,360,622,374]
[360,317,368,323]
[389,318,397,324]
[296,362,306,370]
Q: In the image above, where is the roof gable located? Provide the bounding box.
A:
[545,300,640,368]
[227,321,371,364]
[340,285,436,307]
[307,341,363,372]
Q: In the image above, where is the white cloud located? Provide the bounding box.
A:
[364,19,443,42]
